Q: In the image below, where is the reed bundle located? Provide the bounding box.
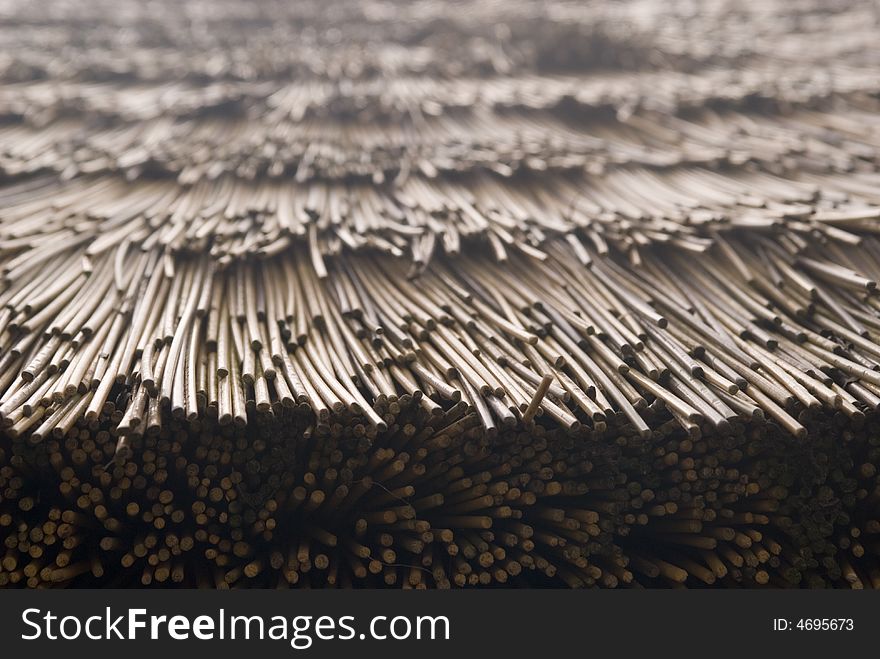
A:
[1,0,880,588]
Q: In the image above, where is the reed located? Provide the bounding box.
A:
[2,0,880,588]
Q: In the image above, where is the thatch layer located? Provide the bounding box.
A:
[2,0,880,588]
